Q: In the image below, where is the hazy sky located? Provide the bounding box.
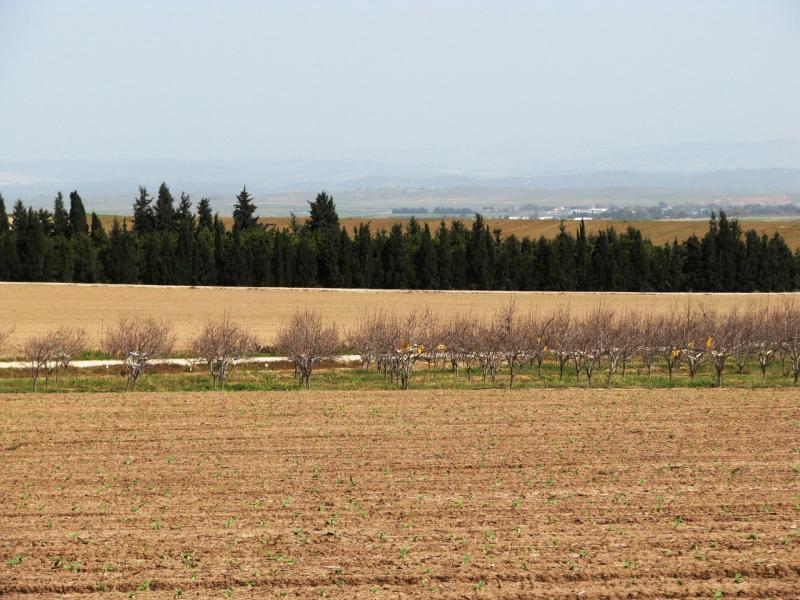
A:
[1,0,799,164]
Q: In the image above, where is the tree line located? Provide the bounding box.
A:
[349,302,800,389]
[1,184,799,291]
[4,301,800,392]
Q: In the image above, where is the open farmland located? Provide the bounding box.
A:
[1,389,798,598]
[1,283,797,352]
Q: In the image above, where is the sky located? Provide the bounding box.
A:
[1,0,799,169]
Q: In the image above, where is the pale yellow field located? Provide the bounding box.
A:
[0,283,796,354]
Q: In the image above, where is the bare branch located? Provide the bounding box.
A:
[102,316,175,391]
[191,315,258,390]
[276,310,339,389]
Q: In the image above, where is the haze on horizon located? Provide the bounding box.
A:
[1,0,799,178]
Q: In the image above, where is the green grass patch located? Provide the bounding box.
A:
[0,358,796,393]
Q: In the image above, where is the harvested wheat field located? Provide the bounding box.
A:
[1,389,798,598]
[1,282,797,352]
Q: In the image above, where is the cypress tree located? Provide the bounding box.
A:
[0,193,8,233]
[415,223,438,289]
[154,182,176,232]
[353,223,375,288]
[105,219,139,283]
[0,229,19,280]
[53,192,69,237]
[552,221,576,291]
[337,227,355,288]
[435,221,452,289]
[575,219,589,289]
[14,203,47,281]
[233,186,258,232]
[71,232,97,283]
[69,191,88,237]
[467,214,492,289]
[133,186,155,233]
[307,191,339,232]
[213,216,226,282]
[196,197,213,231]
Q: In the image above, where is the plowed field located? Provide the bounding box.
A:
[1,389,799,598]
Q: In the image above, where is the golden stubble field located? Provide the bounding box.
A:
[0,283,798,353]
[0,389,798,598]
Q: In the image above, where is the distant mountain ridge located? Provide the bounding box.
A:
[2,162,800,195]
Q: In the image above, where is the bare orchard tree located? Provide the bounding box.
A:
[476,320,502,384]
[703,308,739,387]
[349,311,380,371]
[191,316,258,389]
[777,301,800,385]
[392,309,438,390]
[440,314,477,380]
[605,310,641,388]
[20,327,86,391]
[276,310,339,389]
[574,306,613,386]
[103,316,175,391]
[680,306,708,380]
[494,302,530,389]
[753,306,781,381]
[730,307,756,375]
[51,327,87,383]
[637,312,660,379]
[547,307,574,380]
[524,312,554,378]
[655,311,683,385]
[21,331,57,391]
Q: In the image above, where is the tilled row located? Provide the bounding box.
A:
[1,389,798,598]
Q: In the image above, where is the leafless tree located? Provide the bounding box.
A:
[680,306,708,380]
[475,319,502,384]
[391,309,437,389]
[102,316,175,391]
[440,314,477,380]
[191,315,258,389]
[730,307,757,375]
[547,307,574,380]
[21,332,57,392]
[753,306,780,381]
[51,327,87,382]
[606,310,641,388]
[276,310,339,388]
[574,306,613,386]
[524,312,554,378]
[703,308,738,387]
[20,327,86,391]
[654,311,684,384]
[492,302,525,387]
[777,301,800,385]
[637,312,660,379]
[349,311,380,371]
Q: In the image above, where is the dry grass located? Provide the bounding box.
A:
[1,282,797,353]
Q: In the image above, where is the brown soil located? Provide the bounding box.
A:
[1,389,798,598]
[2,283,796,353]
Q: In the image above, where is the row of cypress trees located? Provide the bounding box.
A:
[0,184,798,291]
